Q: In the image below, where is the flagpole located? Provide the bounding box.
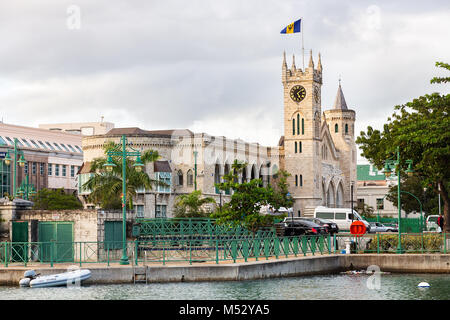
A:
[301,17,304,70]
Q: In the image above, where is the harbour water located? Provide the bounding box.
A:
[0,273,448,300]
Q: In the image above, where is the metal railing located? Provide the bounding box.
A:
[0,234,332,267]
[334,232,449,254]
[1,232,447,268]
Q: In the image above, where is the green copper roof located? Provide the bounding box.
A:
[357,164,386,181]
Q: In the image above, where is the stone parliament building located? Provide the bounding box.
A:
[79,51,357,218]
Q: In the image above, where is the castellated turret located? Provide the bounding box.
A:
[282,50,322,86]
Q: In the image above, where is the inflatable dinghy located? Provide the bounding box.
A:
[19,269,91,288]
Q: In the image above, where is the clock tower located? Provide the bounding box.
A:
[282,50,323,216]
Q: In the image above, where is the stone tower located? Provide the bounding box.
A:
[323,82,357,208]
[282,50,323,216]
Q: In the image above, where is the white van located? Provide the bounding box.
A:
[313,206,371,232]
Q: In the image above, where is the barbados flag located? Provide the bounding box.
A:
[280,19,301,34]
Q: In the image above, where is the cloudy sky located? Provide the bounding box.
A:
[0,1,449,162]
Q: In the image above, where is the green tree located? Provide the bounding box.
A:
[173,190,216,218]
[430,62,450,84]
[32,188,83,210]
[358,203,375,218]
[386,175,443,217]
[211,160,277,233]
[356,62,450,231]
[83,141,162,209]
[270,169,294,210]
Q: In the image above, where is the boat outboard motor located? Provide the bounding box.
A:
[19,270,37,287]
[24,270,37,279]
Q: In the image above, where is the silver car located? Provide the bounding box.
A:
[369,222,398,233]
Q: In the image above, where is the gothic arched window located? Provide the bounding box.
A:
[335,124,338,133]
[177,170,183,186]
[345,124,348,134]
[187,169,194,186]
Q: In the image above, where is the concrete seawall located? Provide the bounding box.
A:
[0,254,449,285]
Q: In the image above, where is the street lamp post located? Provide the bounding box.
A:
[383,146,414,254]
[3,138,26,198]
[103,134,144,265]
[193,151,198,191]
[18,175,37,200]
[350,181,354,222]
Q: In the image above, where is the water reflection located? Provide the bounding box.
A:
[0,274,449,300]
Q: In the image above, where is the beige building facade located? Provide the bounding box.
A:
[79,51,357,218]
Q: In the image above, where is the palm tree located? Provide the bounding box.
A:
[173,190,216,218]
[83,141,162,209]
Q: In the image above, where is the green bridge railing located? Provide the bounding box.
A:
[134,218,279,239]
[1,232,447,268]
[0,234,331,267]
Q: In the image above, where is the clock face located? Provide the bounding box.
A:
[290,85,306,102]
[314,87,320,103]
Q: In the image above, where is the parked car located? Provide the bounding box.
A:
[279,218,328,236]
[368,222,398,233]
[293,217,339,234]
[426,215,441,232]
[313,206,371,233]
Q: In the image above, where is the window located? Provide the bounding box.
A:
[60,144,70,152]
[24,162,29,175]
[299,174,303,186]
[187,170,194,186]
[156,172,171,193]
[302,118,304,135]
[13,138,23,146]
[53,143,62,151]
[297,114,300,135]
[299,141,302,153]
[21,139,31,148]
[38,141,48,150]
[135,205,144,218]
[376,198,384,210]
[177,170,183,186]
[345,124,349,134]
[156,205,167,218]
[357,199,365,209]
[335,124,338,133]
[316,212,334,219]
[32,162,36,175]
[4,137,14,145]
[292,119,295,135]
[294,141,297,153]
[62,165,67,177]
[335,212,346,220]
[48,164,52,176]
[55,164,60,176]
[295,174,298,187]
[70,165,75,177]
[40,163,44,176]
[29,140,40,149]
[45,142,55,150]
